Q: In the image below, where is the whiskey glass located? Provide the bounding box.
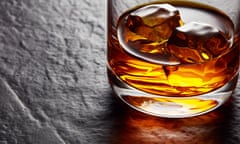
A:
[107,0,240,118]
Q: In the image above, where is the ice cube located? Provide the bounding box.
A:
[126,3,183,42]
[167,22,230,63]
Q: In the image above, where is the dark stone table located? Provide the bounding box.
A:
[0,0,239,143]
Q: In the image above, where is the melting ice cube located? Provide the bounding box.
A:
[126,3,183,42]
[167,22,230,63]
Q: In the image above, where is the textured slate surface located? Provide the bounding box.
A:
[0,0,239,144]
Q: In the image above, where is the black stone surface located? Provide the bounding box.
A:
[0,0,239,144]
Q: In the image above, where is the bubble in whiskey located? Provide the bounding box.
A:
[168,22,230,64]
[118,4,183,65]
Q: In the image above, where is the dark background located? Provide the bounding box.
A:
[0,0,240,143]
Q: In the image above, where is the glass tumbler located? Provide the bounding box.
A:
[107,0,240,118]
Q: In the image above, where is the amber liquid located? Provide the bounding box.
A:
[107,1,239,117]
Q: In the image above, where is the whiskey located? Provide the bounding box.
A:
[107,1,239,117]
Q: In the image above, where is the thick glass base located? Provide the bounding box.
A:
[108,68,238,118]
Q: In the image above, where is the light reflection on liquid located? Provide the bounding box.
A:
[110,97,233,144]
